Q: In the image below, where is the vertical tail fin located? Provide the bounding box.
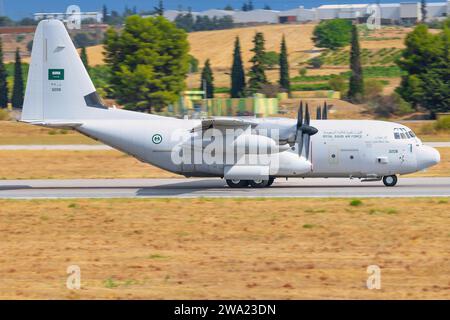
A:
[22,19,105,122]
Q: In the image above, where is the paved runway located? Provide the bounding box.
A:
[0,177,449,199]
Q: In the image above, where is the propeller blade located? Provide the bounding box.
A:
[316,106,322,120]
[297,133,303,156]
[303,134,310,159]
[323,101,328,120]
[305,104,310,125]
[297,101,303,129]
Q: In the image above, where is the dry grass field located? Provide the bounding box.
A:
[0,121,98,145]
[0,150,180,179]
[85,24,411,89]
[0,148,448,180]
[0,198,448,299]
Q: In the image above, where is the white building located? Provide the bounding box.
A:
[234,9,280,24]
[34,12,103,23]
[161,2,449,25]
[278,7,317,23]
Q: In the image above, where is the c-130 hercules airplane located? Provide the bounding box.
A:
[21,20,440,188]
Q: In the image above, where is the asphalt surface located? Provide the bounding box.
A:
[0,177,449,199]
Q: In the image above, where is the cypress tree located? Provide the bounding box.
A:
[231,36,246,98]
[102,5,109,24]
[348,25,364,102]
[421,0,427,23]
[155,0,164,16]
[11,48,24,109]
[248,32,268,93]
[0,38,8,108]
[200,59,214,99]
[80,46,89,71]
[279,35,290,93]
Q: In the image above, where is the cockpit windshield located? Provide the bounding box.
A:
[394,128,416,140]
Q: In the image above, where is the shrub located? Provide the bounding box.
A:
[328,75,347,95]
[263,51,280,69]
[308,57,324,69]
[299,68,307,77]
[364,79,384,101]
[313,19,353,49]
[368,92,413,117]
[435,116,450,131]
[350,199,363,206]
[0,109,10,121]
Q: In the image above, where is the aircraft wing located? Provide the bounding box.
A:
[191,117,258,132]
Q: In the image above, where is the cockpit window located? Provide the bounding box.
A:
[394,128,415,140]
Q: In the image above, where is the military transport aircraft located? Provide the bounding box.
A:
[21,20,440,188]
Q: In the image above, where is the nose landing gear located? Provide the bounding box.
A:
[383,175,398,187]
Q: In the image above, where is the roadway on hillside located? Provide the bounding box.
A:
[0,177,449,199]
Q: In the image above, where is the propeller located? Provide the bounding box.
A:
[294,101,318,160]
[322,101,328,120]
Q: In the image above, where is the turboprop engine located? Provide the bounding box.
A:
[232,134,291,154]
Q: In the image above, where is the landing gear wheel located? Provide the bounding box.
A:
[267,178,275,187]
[249,179,270,188]
[383,175,398,187]
[226,179,249,188]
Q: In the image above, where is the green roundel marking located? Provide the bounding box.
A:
[152,134,163,144]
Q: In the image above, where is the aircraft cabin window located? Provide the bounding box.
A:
[400,133,406,139]
[409,131,416,138]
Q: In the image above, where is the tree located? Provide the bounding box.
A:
[264,4,272,10]
[26,40,33,53]
[263,51,279,69]
[421,0,427,23]
[200,59,214,99]
[11,49,24,109]
[313,19,353,50]
[396,24,449,116]
[308,56,323,69]
[242,1,254,11]
[248,32,268,93]
[80,46,89,71]
[18,18,37,26]
[189,55,199,73]
[0,38,8,108]
[348,25,364,102]
[154,0,164,16]
[279,35,290,93]
[0,16,14,27]
[102,5,109,24]
[174,12,195,32]
[224,5,234,11]
[104,15,189,113]
[231,37,246,98]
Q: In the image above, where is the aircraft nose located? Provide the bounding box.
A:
[417,145,440,170]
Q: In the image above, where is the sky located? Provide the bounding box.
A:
[0,0,439,20]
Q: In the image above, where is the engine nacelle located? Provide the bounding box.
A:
[232,134,290,154]
[224,151,312,180]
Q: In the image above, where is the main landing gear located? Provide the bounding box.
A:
[382,175,398,187]
[226,178,275,188]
